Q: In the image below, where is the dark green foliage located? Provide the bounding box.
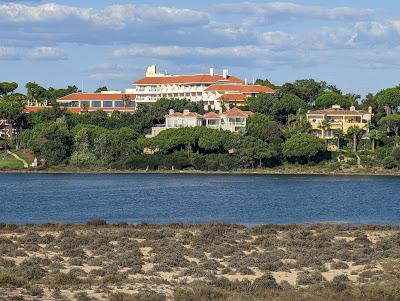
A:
[315,92,353,109]
[27,117,72,166]
[376,87,400,114]
[272,93,306,123]
[0,82,18,95]
[283,134,325,163]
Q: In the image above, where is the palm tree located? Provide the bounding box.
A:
[333,129,344,149]
[347,126,365,153]
[122,94,131,109]
[368,129,382,152]
[346,93,361,105]
[318,120,331,139]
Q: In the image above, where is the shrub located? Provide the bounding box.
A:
[174,284,226,301]
[70,150,98,167]
[0,269,25,287]
[392,147,400,160]
[110,291,166,301]
[27,285,44,297]
[87,219,107,227]
[252,273,280,290]
[331,261,349,270]
[296,271,326,285]
[51,272,83,286]
[383,156,398,169]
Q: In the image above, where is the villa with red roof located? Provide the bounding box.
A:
[147,107,253,137]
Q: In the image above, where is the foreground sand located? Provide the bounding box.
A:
[1,222,400,300]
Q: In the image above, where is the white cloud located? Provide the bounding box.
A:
[214,2,374,26]
[0,3,210,47]
[28,47,66,61]
[112,44,331,70]
[0,47,20,60]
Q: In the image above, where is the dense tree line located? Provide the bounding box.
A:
[1,80,400,170]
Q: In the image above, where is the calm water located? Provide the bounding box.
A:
[1,173,400,225]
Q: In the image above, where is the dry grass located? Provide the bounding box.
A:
[0,222,400,300]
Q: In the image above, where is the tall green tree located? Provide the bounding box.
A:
[315,92,353,109]
[254,78,279,90]
[283,133,325,163]
[279,79,326,104]
[0,82,18,96]
[245,113,274,140]
[25,82,47,105]
[28,117,72,166]
[376,87,400,115]
[237,136,279,168]
[272,94,306,124]
[368,129,382,152]
[379,114,400,146]
[94,86,108,93]
[246,93,277,115]
[347,126,365,153]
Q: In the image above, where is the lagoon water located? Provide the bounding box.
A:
[1,173,400,225]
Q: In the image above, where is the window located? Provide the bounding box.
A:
[80,101,90,107]
[115,101,124,107]
[103,101,113,107]
[91,101,101,108]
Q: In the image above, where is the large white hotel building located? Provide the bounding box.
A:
[127,65,273,111]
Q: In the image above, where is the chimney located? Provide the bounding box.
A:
[252,77,255,85]
[245,78,247,85]
[169,109,174,115]
[183,109,190,115]
[209,67,214,76]
[223,68,228,79]
[350,106,356,111]
[368,106,373,114]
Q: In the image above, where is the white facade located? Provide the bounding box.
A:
[146,108,253,138]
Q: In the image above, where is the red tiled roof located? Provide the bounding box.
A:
[24,106,136,113]
[133,74,244,85]
[166,111,203,118]
[218,93,246,101]
[222,107,253,117]
[58,93,136,101]
[168,112,183,117]
[184,112,203,118]
[205,84,274,93]
[308,109,370,116]
[203,112,221,119]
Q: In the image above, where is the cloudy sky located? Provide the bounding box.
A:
[1,0,400,95]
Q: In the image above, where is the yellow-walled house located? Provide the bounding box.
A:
[306,105,373,139]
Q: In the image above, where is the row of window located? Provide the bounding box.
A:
[62,101,136,108]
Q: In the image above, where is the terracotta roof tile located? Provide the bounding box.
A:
[133,74,244,85]
[222,107,253,117]
[203,112,221,119]
[308,109,370,116]
[218,93,246,101]
[205,84,274,93]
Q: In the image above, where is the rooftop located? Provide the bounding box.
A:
[205,84,274,93]
[133,74,244,85]
[222,107,253,117]
[308,105,371,116]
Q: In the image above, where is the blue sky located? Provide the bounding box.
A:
[1,1,400,96]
